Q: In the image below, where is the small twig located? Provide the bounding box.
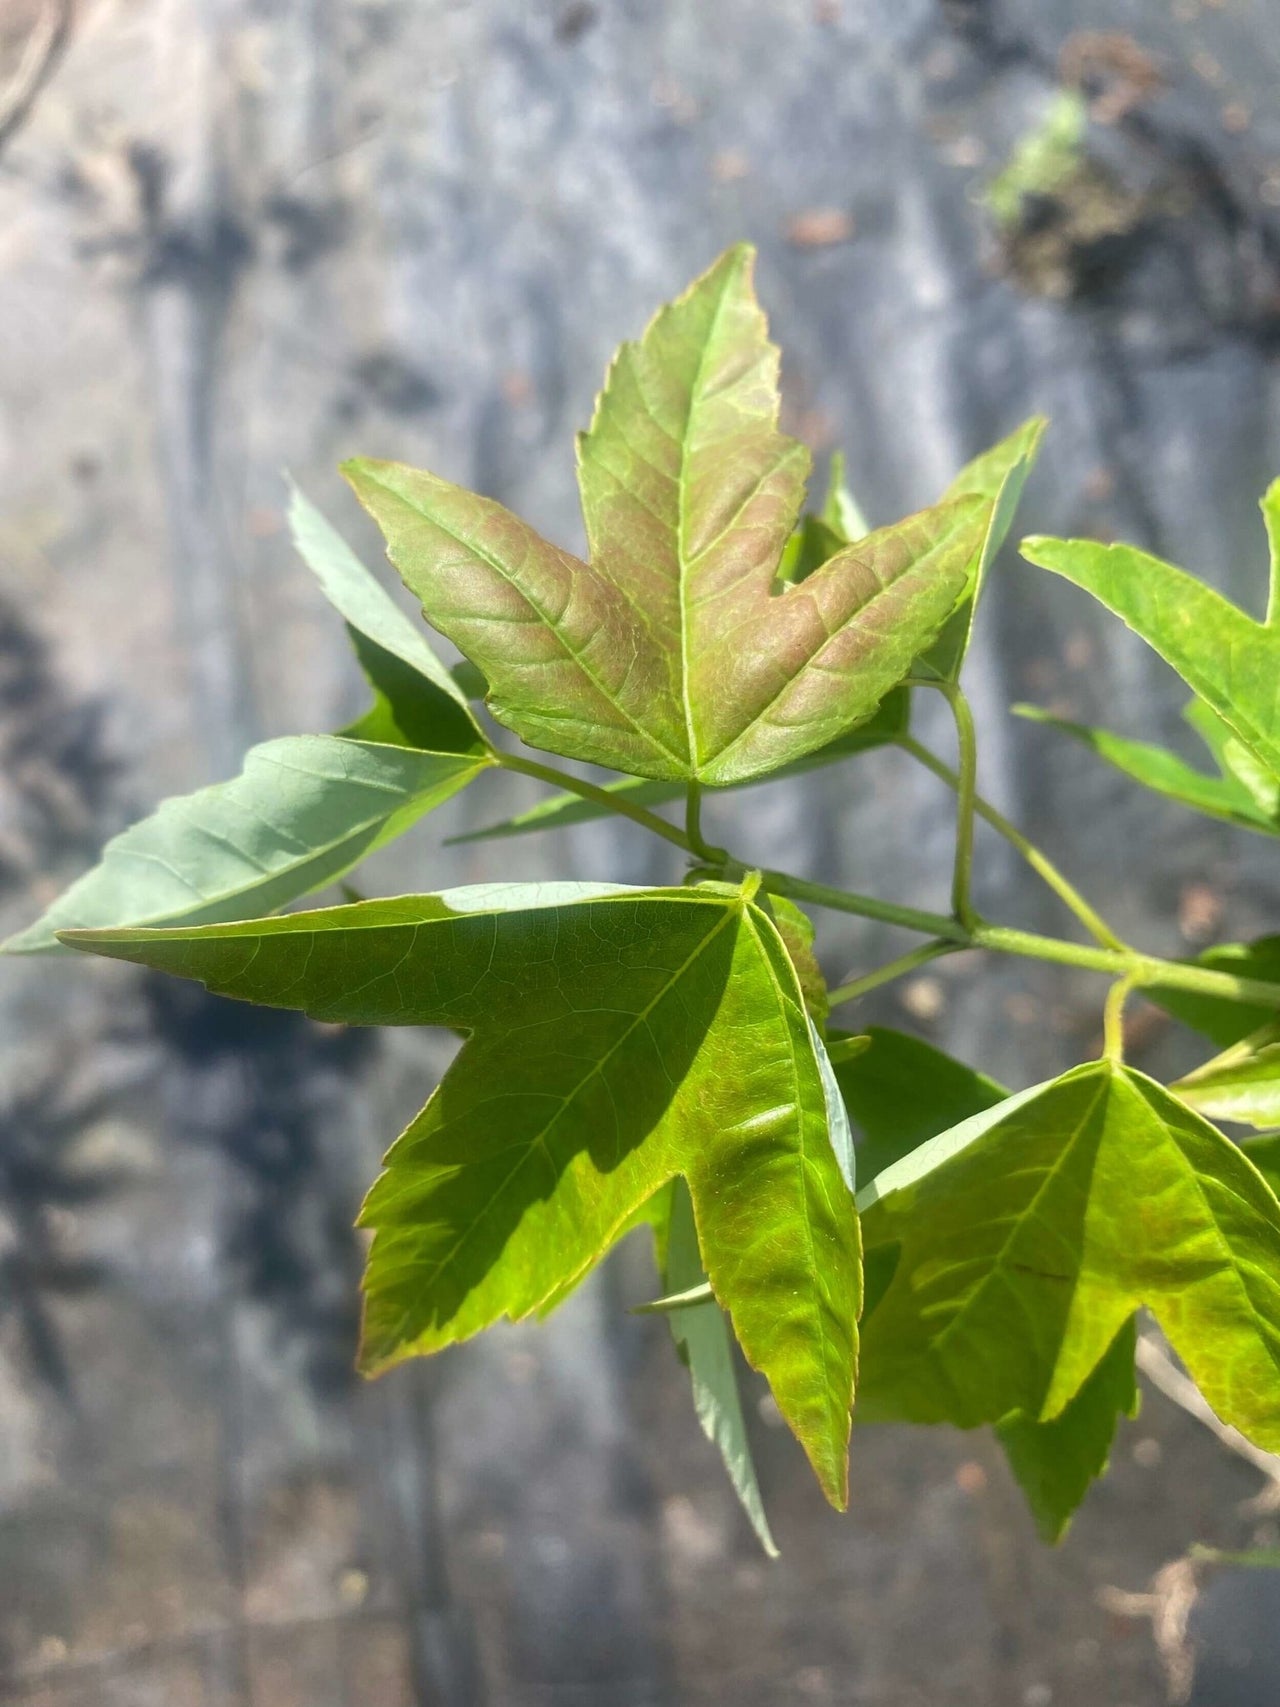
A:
[1136,1331,1280,1488]
[0,0,75,158]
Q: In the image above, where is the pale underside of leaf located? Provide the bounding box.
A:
[665,1177,778,1555]
[287,478,475,715]
[3,736,486,954]
[1172,1034,1280,1129]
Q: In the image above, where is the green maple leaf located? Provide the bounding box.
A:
[1015,696,1280,835]
[1022,477,1280,787]
[63,878,861,1507]
[835,1027,1132,1536]
[661,1178,778,1556]
[1171,1023,1280,1130]
[994,1318,1138,1543]
[1,737,489,954]
[855,1061,1280,1460]
[287,479,484,756]
[344,246,995,786]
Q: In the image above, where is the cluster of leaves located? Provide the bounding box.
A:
[9,246,1280,1553]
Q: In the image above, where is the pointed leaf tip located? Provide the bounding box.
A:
[67,884,860,1509]
[347,253,993,788]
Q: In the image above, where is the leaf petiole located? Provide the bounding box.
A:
[904,678,979,930]
[1102,979,1134,1064]
[897,734,1126,951]
[685,780,728,866]
[495,750,694,856]
[827,939,966,1010]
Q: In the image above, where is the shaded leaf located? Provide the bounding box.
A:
[1022,515,1280,785]
[995,1317,1139,1544]
[665,1177,778,1556]
[288,479,483,755]
[776,515,847,587]
[64,881,860,1505]
[768,895,828,1030]
[834,1025,1006,1182]
[1242,1134,1280,1199]
[1014,700,1280,835]
[819,451,869,544]
[1149,938,1280,1048]
[855,1062,1280,1460]
[919,417,1046,681]
[2,737,487,955]
[340,626,484,754]
[345,247,991,786]
[451,688,911,845]
[839,1033,1137,1535]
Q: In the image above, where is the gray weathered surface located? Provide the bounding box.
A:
[3,1,1280,1701]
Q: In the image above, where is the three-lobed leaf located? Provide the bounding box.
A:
[63,880,861,1507]
[833,1025,1129,1534]
[345,246,996,786]
[855,1061,1280,1461]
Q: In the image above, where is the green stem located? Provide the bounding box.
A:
[1102,979,1133,1064]
[763,869,972,944]
[898,734,1125,952]
[497,747,1280,1022]
[497,751,693,857]
[905,679,978,929]
[685,780,727,865]
[827,939,964,1010]
[765,870,1280,1012]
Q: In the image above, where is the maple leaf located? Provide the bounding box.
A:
[345,246,991,785]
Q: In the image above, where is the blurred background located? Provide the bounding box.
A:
[4,1,1280,1702]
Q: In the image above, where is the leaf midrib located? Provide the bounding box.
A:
[701,508,974,773]
[920,1070,1110,1411]
[44,742,482,939]
[359,466,688,771]
[676,270,737,772]
[367,897,745,1352]
[742,906,848,1465]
